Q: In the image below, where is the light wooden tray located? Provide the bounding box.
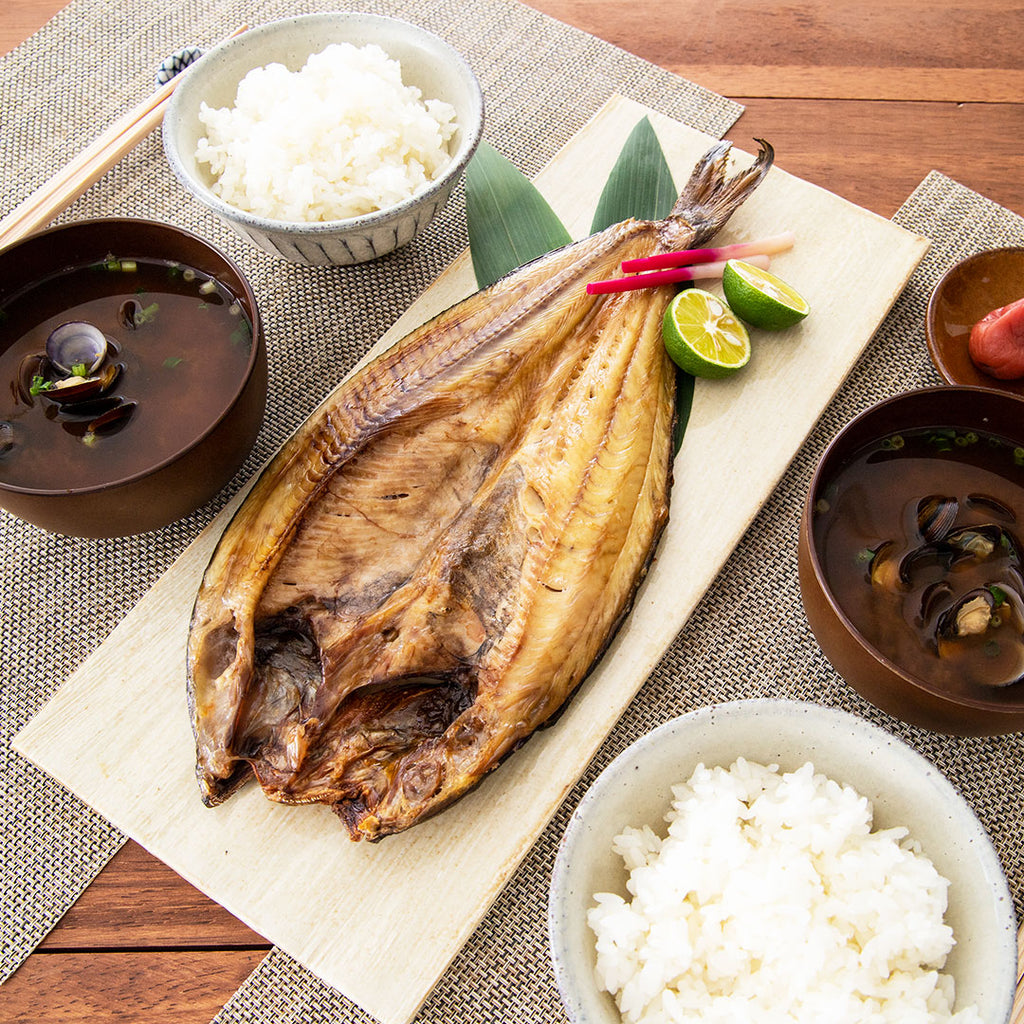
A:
[1015,933,1024,1023]
[15,95,929,1024]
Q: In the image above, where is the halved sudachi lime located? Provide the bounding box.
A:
[662,288,750,378]
[722,258,810,331]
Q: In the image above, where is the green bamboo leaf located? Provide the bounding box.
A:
[590,117,677,232]
[673,370,695,457]
[465,142,572,289]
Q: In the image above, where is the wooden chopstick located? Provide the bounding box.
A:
[0,25,247,252]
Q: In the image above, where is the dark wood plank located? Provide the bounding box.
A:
[677,64,1024,103]
[731,98,1024,219]
[0,950,266,1024]
[1,0,67,53]
[38,842,267,950]
[525,0,1024,89]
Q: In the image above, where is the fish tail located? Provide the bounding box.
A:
[660,138,775,250]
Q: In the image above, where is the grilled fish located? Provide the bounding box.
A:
[187,139,774,840]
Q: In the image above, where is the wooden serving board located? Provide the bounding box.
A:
[15,95,929,1024]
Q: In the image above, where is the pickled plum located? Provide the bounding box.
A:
[968,295,1024,380]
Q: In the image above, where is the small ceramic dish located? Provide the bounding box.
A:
[163,12,484,266]
[548,699,1017,1024]
[925,246,1024,396]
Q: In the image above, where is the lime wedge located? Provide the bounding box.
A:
[662,288,750,378]
[722,259,809,330]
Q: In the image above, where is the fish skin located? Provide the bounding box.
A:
[187,139,775,840]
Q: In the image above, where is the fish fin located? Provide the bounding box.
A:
[660,138,775,250]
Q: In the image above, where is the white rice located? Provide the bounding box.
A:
[587,759,982,1024]
[195,42,458,222]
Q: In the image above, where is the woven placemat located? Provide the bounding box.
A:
[0,0,742,987]
[5,1,1024,1019]
[202,172,1024,1024]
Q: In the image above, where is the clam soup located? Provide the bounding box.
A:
[812,426,1024,695]
[0,256,252,492]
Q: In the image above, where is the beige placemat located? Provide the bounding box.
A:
[0,0,742,987]
[200,174,1024,1024]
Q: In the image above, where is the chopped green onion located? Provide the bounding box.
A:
[134,302,160,325]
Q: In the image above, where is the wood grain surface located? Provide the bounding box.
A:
[2,1,1023,1022]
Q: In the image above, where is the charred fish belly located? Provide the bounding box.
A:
[187,140,774,840]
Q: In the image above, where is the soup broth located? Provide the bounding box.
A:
[0,256,252,491]
[812,426,1024,696]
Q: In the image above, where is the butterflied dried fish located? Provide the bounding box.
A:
[187,139,774,840]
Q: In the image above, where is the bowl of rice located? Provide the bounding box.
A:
[163,13,484,265]
[548,699,1017,1024]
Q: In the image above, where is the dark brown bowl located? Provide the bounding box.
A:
[925,247,1024,396]
[798,385,1024,735]
[0,219,266,537]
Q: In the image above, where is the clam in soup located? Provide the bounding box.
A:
[812,426,1024,695]
[0,256,252,492]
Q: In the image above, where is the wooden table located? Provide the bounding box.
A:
[1,2,1022,1021]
